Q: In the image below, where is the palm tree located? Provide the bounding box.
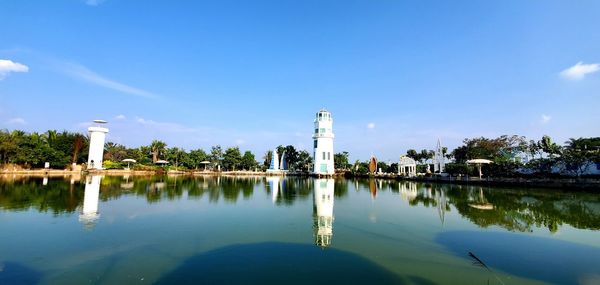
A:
[44,130,58,147]
[72,134,86,164]
[150,140,167,163]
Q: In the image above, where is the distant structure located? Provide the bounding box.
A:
[87,120,109,170]
[268,149,279,171]
[398,155,417,177]
[368,156,378,174]
[313,179,335,248]
[79,175,101,229]
[312,109,334,175]
[280,150,288,171]
[433,139,445,173]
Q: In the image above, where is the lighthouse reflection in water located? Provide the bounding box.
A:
[79,175,101,229]
[313,179,335,248]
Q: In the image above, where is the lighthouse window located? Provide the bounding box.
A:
[314,140,318,148]
[320,128,325,133]
[314,128,318,134]
[327,152,331,160]
[322,152,326,160]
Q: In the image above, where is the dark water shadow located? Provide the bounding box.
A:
[155,242,408,285]
[0,261,41,285]
[407,275,439,285]
[436,231,600,285]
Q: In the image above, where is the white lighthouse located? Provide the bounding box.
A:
[312,109,334,175]
[87,120,109,170]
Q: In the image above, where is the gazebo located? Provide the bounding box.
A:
[398,156,417,177]
[466,159,493,179]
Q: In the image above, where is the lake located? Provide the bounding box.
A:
[0,175,599,285]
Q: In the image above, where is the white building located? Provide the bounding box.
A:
[398,155,417,177]
[312,109,335,175]
[87,120,109,170]
[313,178,335,248]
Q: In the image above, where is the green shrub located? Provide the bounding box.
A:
[103,160,123,169]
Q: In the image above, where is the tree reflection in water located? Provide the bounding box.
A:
[1,175,598,233]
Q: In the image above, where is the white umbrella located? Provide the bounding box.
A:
[466,159,493,179]
[155,160,169,165]
[122,158,136,169]
[200,160,211,171]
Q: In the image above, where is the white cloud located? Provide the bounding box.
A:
[115,114,126,120]
[0,59,29,80]
[6,117,26,125]
[560,62,600,80]
[540,114,551,124]
[367,122,376,129]
[56,61,158,99]
[235,139,246,146]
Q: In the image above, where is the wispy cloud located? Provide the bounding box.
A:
[6,117,26,125]
[115,114,126,120]
[540,114,551,124]
[560,62,599,80]
[0,59,29,80]
[367,122,376,129]
[56,61,158,99]
[85,0,106,6]
[135,117,197,133]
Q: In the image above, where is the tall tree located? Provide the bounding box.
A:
[406,149,419,161]
[334,151,350,170]
[561,137,600,176]
[210,145,223,167]
[188,148,208,170]
[150,140,167,163]
[104,142,128,162]
[297,150,312,172]
[263,150,273,168]
[165,147,188,169]
[539,135,562,158]
[71,133,87,164]
[222,146,242,171]
[452,135,527,163]
[240,150,257,170]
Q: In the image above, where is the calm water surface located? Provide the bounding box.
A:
[1,175,599,285]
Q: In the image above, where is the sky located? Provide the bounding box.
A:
[1,0,599,162]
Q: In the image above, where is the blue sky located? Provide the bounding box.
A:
[1,0,599,162]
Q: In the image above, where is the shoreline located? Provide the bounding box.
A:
[2,169,599,190]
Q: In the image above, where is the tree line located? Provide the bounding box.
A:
[0,129,315,171]
[342,135,599,177]
[1,129,598,176]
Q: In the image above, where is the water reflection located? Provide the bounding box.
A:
[266,176,280,203]
[79,175,101,229]
[0,176,598,233]
[371,179,379,199]
[398,181,417,202]
[313,179,335,248]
